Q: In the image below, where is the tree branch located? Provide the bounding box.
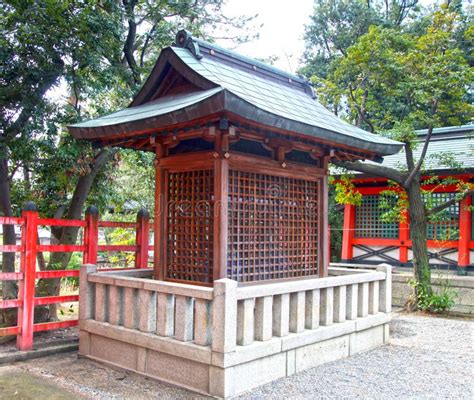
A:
[403,124,433,188]
[403,99,438,188]
[122,0,141,85]
[427,188,474,216]
[139,22,157,67]
[332,160,405,185]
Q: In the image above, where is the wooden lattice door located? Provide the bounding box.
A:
[227,170,320,282]
[165,169,214,284]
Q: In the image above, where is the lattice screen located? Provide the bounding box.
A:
[426,192,459,240]
[227,170,319,282]
[355,195,399,238]
[166,169,214,283]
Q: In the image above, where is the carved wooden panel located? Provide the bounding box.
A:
[227,170,319,282]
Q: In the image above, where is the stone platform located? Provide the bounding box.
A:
[78,265,392,398]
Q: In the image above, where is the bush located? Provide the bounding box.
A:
[408,279,456,313]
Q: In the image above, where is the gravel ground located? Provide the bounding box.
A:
[0,311,472,399]
[239,312,473,399]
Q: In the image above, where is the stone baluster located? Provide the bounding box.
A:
[194,299,212,346]
[123,287,137,329]
[333,285,346,323]
[289,292,305,333]
[368,281,379,315]
[272,293,290,337]
[305,289,320,330]
[254,296,273,341]
[320,287,334,326]
[94,283,107,322]
[156,293,175,337]
[108,285,122,326]
[237,298,255,345]
[138,289,156,332]
[358,282,369,317]
[175,295,194,342]
[346,283,358,320]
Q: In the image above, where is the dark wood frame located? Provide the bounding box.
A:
[153,125,329,285]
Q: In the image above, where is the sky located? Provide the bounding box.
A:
[217,0,314,73]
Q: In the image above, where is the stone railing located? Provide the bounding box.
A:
[79,264,392,398]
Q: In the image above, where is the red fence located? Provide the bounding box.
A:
[0,204,152,350]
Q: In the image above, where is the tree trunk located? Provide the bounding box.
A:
[406,179,431,299]
[34,149,116,322]
[0,155,18,328]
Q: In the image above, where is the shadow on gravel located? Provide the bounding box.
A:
[389,318,417,338]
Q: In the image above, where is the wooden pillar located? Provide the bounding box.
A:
[458,195,471,273]
[399,210,410,264]
[135,209,150,269]
[320,156,330,277]
[17,202,38,351]
[154,144,166,280]
[341,204,355,261]
[213,130,229,281]
[83,206,99,265]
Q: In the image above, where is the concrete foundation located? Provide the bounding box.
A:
[80,317,389,397]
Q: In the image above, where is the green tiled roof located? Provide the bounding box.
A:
[379,125,474,171]
[69,31,403,156]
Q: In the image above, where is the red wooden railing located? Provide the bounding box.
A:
[0,204,153,350]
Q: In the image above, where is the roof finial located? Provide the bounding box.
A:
[175,30,202,60]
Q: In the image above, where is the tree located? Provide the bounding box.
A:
[1,0,255,325]
[309,5,473,300]
[301,0,420,79]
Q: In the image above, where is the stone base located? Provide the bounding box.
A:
[79,313,390,398]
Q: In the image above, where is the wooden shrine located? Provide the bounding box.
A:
[69,30,402,286]
[71,31,400,397]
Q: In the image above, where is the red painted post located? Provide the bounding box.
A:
[135,209,150,269]
[17,202,38,351]
[83,206,99,265]
[341,204,355,261]
[458,195,471,275]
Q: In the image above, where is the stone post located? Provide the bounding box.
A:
[79,264,97,356]
[376,263,392,313]
[211,278,237,353]
[210,278,238,398]
[79,264,97,321]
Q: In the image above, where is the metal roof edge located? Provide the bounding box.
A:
[415,124,474,136]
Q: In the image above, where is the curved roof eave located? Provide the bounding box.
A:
[68,88,402,156]
[222,91,402,156]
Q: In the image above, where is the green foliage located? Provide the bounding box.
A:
[332,174,362,206]
[111,150,155,214]
[408,278,456,313]
[303,3,473,132]
[1,0,255,219]
[378,188,408,223]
